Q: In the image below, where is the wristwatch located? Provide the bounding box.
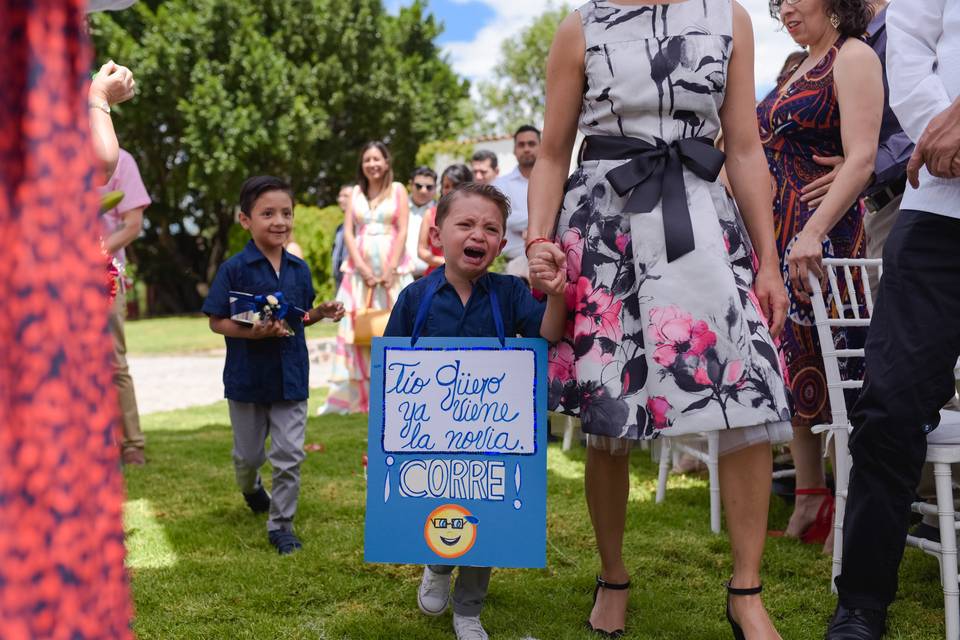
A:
[89,100,111,114]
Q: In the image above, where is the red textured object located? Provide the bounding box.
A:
[0,1,132,638]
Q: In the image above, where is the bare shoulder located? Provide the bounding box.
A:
[554,9,585,48]
[548,9,586,68]
[836,37,879,67]
[730,1,756,44]
[732,1,753,27]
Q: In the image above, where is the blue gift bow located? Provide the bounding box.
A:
[231,291,307,322]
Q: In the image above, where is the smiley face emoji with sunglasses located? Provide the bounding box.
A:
[424,504,479,559]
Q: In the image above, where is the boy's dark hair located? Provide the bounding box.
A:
[239,175,294,216]
[440,163,473,192]
[513,125,541,141]
[411,166,437,182]
[356,141,395,198]
[435,183,511,229]
[471,149,499,169]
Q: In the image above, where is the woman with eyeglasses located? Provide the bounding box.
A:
[757,0,882,552]
[320,141,414,414]
[417,163,474,276]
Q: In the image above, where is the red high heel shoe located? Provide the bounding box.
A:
[768,487,835,544]
[797,487,834,545]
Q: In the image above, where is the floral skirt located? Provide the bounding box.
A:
[549,161,792,442]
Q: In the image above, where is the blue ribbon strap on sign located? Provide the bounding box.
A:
[410,279,506,347]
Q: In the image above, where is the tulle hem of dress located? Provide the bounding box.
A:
[586,420,793,457]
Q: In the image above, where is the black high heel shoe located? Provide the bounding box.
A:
[725,580,763,640]
[586,575,630,638]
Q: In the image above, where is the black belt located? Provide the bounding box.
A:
[582,135,725,263]
[863,175,907,214]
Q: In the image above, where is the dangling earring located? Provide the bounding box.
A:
[829,13,841,30]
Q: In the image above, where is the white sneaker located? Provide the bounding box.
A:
[417,566,450,616]
[453,614,489,640]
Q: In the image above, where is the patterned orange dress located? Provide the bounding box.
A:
[0,1,132,638]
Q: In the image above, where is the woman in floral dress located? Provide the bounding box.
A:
[528,1,791,637]
[320,142,413,414]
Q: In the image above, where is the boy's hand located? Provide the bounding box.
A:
[249,319,290,339]
[529,256,566,297]
[315,301,345,322]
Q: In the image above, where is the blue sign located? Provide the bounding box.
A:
[364,336,548,568]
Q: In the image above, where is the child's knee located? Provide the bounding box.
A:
[269,437,306,471]
[232,449,266,470]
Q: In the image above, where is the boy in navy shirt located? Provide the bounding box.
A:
[203,176,344,555]
[385,182,565,640]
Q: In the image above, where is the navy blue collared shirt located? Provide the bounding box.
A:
[384,266,546,340]
[865,7,914,191]
[202,240,316,403]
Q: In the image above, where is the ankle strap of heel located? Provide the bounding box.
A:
[597,576,631,591]
[726,580,762,596]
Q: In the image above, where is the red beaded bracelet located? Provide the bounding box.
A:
[525,237,554,257]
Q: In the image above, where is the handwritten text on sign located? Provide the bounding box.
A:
[382,348,536,455]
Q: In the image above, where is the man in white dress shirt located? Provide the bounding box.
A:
[493,125,540,261]
[827,2,960,638]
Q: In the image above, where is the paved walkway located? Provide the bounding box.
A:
[129,339,335,415]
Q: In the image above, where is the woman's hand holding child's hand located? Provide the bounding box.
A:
[529,255,566,297]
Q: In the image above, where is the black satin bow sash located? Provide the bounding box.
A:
[582,135,725,263]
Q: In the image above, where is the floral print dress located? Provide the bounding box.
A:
[550,0,792,450]
[320,183,414,414]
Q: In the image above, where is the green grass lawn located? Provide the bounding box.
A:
[126,400,946,639]
[125,316,341,355]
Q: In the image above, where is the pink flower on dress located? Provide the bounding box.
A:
[725,359,744,385]
[615,232,630,254]
[549,341,576,383]
[649,306,717,367]
[575,277,623,343]
[561,229,584,282]
[694,363,712,386]
[647,396,673,430]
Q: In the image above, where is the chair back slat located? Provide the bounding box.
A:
[808,258,877,428]
[843,266,860,320]
[826,267,844,320]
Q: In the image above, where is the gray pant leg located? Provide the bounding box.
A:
[864,194,902,302]
[228,400,268,494]
[426,565,491,616]
[266,400,307,532]
[452,567,492,617]
[428,564,455,575]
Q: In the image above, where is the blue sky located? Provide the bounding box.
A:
[390,0,801,96]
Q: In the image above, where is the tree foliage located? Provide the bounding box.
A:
[90,0,469,312]
[476,3,570,135]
